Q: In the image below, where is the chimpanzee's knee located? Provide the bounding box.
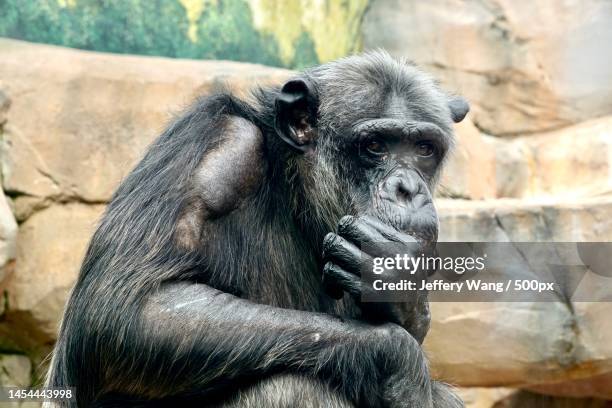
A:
[220,374,354,408]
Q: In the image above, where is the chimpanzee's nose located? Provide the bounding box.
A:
[379,170,426,208]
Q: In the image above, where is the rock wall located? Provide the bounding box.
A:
[1,29,612,407]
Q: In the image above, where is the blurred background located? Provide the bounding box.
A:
[1,1,612,407]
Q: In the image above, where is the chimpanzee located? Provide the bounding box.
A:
[45,51,469,407]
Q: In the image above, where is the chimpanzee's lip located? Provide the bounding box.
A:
[368,202,438,243]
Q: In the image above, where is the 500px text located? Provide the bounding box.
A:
[372,279,556,293]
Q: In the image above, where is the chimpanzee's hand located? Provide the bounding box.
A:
[322,215,434,344]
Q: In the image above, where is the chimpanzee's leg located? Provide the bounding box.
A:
[220,374,353,408]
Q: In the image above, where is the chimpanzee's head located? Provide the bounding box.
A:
[273,51,469,242]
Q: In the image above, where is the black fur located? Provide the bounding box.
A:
[46,51,466,408]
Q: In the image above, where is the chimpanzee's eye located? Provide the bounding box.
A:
[415,141,436,157]
[364,139,387,156]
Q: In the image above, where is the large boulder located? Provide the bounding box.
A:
[494,116,612,199]
[450,115,612,200]
[438,196,612,242]
[363,0,612,136]
[426,198,612,396]
[5,203,105,342]
[427,300,612,396]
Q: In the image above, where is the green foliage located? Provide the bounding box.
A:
[0,0,192,56]
[0,0,318,68]
[194,0,282,66]
[290,31,318,69]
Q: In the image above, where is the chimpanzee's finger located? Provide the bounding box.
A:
[321,234,347,299]
[340,215,425,259]
[361,215,420,245]
[322,232,373,276]
[337,215,386,246]
[323,262,363,300]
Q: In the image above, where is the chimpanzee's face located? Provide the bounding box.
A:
[274,51,468,239]
[344,105,450,238]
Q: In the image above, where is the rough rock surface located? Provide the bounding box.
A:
[452,116,612,200]
[459,388,612,408]
[439,118,497,200]
[435,111,612,202]
[457,388,514,408]
[0,355,41,407]
[363,0,612,136]
[528,371,612,401]
[0,354,31,387]
[6,203,105,342]
[496,117,612,199]
[428,198,612,397]
[493,390,612,407]
[438,197,612,242]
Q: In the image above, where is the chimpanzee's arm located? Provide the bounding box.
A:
[103,281,432,407]
[112,112,435,406]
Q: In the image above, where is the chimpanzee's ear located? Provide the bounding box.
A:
[274,78,318,152]
[448,96,470,123]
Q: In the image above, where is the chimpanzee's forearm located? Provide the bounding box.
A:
[102,282,430,406]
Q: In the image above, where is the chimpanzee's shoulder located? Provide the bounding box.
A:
[175,115,267,250]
